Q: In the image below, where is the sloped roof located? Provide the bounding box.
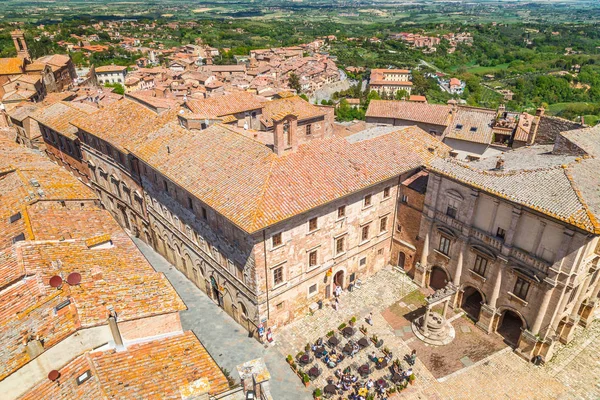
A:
[443,107,496,144]
[71,98,179,153]
[260,96,326,127]
[185,91,264,117]
[366,100,451,126]
[133,123,449,233]
[33,101,98,139]
[95,64,127,73]
[0,57,23,75]
[429,147,600,234]
[17,332,229,400]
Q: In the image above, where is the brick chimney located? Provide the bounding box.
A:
[535,107,545,117]
[495,158,505,170]
[272,113,298,156]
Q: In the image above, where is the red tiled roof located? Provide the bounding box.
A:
[260,96,326,127]
[185,91,264,117]
[366,100,451,126]
[18,332,229,400]
[0,58,24,75]
[133,123,449,233]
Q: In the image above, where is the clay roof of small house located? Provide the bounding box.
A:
[443,107,496,144]
[17,332,229,400]
[366,100,451,127]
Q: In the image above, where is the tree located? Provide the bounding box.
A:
[288,73,302,93]
[395,89,409,100]
[104,82,125,95]
[299,93,309,101]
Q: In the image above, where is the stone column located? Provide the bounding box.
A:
[487,199,500,235]
[531,281,555,335]
[453,245,464,286]
[443,299,450,319]
[547,284,571,339]
[590,273,600,300]
[570,270,593,319]
[489,263,504,309]
[415,228,431,288]
[422,305,432,335]
[503,207,522,247]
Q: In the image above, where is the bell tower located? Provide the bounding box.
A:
[11,30,30,62]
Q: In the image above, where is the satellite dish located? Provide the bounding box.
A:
[49,276,63,288]
[67,272,81,286]
[48,370,60,381]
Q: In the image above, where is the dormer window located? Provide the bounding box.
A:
[455,124,463,130]
[470,127,478,132]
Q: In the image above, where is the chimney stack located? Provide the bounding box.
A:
[535,107,545,117]
[107,307,124,349]
[495,158,505,170]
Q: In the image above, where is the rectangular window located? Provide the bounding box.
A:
[361,225,370,242]
[379,216,388,233]
[496,227,506,240]
[306,124,312,135]
[308,217,318,232]
[201,207,207,220]
[359,257,366,267]
[335,236,345,255]
[163,180,169,193]
[396,224,402,232]
[337,205,346,218]
[439,236,451,256]
[364,194,372,207]
[309,250,318,267]
[446,198,459,218]
[401,195,408,203]
[272,232,282,247]
[309,283,317,294]
[473,255,488,276]
[187,197,193,210]
[9,212,22,223]
[273,266,284,286]
[76,370,92,385]
[12,233,25,243]
[383,187,391,198]
[514,277,530,300]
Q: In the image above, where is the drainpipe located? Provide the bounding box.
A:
[262,230,270,322]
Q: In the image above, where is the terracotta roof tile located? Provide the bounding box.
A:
[33,102,98,139]
[18,332,229,400]
[134,123,449,233]
[366,100,451,126]
[443,107,496,144]
[260,96,325,127]
[185,91,264,117]
[0,58,24,75]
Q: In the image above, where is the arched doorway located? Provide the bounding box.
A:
[429,266,448,290]
[333,270,345,288]
[497,309,524,347]
[461,286,483,321]
[398,252,406,270]
[210,276,222,307]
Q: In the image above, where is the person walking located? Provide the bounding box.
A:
[409,349,417,366]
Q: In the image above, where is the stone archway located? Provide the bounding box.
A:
[334,270,345,288]
[497,309,525,347]
[461,286,484,321]
[429,266,449,290]
[210,276,222,307]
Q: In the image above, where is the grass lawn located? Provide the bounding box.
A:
[465,63,510,75]
[548,102,594,114]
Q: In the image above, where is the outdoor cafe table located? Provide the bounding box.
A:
[315,346,326,356]
[376,378,388,388]
[300,354,310,364]
[328,336,340,346]
[342,326,354,337]
[391,373,403,383]
[308,366,320,378]
[358,364,370,375]
[343,343,353,354]
[324,384,337,395]
[357,337,369,348]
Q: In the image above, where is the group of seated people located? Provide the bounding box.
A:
[322,349,345,368]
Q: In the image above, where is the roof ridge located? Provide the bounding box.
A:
[562,163,600,233]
